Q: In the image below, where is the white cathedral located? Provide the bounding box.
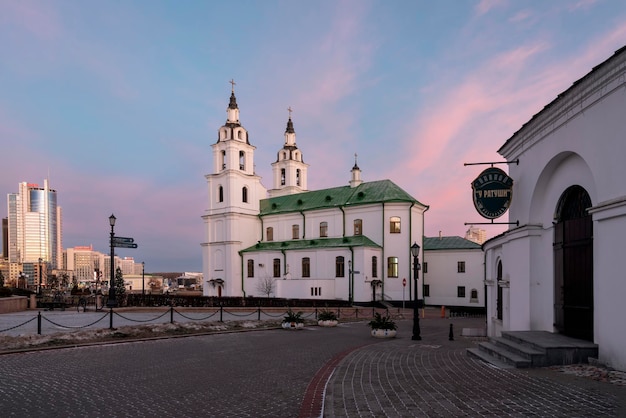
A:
[201,86,428,303]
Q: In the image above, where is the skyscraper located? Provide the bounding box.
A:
[7,179,62,269]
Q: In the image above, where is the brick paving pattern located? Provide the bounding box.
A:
[0,315,624,417]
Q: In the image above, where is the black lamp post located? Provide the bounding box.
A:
[107,214,118,308]
[411,242,421,341]
[38,257,42,296]
[142,261,145,299]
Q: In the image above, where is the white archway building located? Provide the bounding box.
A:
[484,46,626,371]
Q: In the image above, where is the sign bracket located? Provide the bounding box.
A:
[464,159,519,167]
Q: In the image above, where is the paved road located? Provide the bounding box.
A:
[0,317,624,417]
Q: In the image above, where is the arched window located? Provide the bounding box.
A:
[354,219,362,236]
[292,224,299,239]
[247,259,254,278]
[242,186,248,203]
[387,257,398,278]
[266,227,274,242]
[273,258,281,278]
[319,222,328,237]
[281,168,286,186]
[296,169,301,186]
[239,151,245,170]
[470,289,479,302]
[335,256,345,277]
[221,150,226,170]
[237,130,242,140]
[218,186,224,203]
[390,217,401,233]
[372,256,378,278]
[302,257,310,277]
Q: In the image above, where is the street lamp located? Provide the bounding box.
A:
[142,261,145,299]
[411,242,421,341]
[38,257,42,296]
[107,214,118,308]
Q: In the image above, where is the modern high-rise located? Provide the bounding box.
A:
[7,179,63,270]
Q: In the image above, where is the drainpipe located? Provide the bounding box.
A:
[299,211,306,239]
[349,246,354,304]
[281,249,287,276]
[339,206,346,237]
[258,214,265,241]
[239,251,246,297]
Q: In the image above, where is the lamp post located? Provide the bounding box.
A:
[38,257,42,296]
[142,261,145,300]
[107,214,118,308]
[411,242,421,341]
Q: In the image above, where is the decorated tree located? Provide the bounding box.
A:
[114,267,126,304]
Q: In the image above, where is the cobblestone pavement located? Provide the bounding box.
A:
[324,319,626,418]
[0,315,624,417]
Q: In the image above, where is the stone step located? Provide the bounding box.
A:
[466,347,515,369]
[474,341,533,368]
[492,337,547,366]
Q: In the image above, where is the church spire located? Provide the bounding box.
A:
[225,79,241,126]
[228,79,238,110]
[350,153,363,188]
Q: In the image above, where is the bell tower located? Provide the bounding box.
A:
[202,80,266,298]
[269,107,309,197]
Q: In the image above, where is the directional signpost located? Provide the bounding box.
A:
[112,236,138,249]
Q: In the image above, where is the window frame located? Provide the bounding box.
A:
[390,216,401,234]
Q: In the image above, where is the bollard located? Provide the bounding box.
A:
[220,305,223,322]
[37,311,42,335]
[441,305,445,318]
[257,306,261,321]
[109,307,114,329]
[449,323,454,341]
[170,306,174,324]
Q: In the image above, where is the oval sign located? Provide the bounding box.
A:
[472,167,513,219]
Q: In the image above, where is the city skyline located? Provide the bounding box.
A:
[1,1,625,271]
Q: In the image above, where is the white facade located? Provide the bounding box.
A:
[483,46,626,371]
[202,87,428,303]
[423,236,484,309]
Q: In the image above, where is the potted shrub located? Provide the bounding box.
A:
[282,309,305,330]
[368,312,397,338]
[317,309,339,327]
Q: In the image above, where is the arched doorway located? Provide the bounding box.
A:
[553,185,593,341]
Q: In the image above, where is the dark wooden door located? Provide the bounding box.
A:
[553,186,593,341]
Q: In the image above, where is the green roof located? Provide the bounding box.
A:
[260,179,426,215]
[241,235,381,253]
[424,236,482,251]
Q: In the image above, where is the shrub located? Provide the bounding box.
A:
[317,309,338,321]
[368,312,397,330]
[0,287,12,298]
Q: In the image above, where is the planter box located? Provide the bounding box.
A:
[318,319,338,327]
[371,329,397,338]
[282,322,305,330]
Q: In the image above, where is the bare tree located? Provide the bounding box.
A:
[256,276,276,298]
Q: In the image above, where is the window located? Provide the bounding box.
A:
[470,289,479,303]
[242,187,248,203]
[390,217,401,233]
[296,169,301,186]
[354,219,362,236]
[335,256,345,277]
[387,257,398,278]
[423,262,428,274]
[302,258,310,277]
[320,222,328,237]
[424,284,430,297]
[239,151,245,170]
[281,168,286,186]
[457,261,466,273]
[221,150,226,169]
[218,186,224,203]
[247,259,254,278]
[273,258,281,278]
[371,256,378,278]
[292,224,299,240]
[266,227,273,242]
[310,287,321,296]
[457,286,466,298]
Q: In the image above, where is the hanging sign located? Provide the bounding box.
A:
[472,167,513,219]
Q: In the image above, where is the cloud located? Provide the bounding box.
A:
[1,1,63,40]
[474,0,505,17]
